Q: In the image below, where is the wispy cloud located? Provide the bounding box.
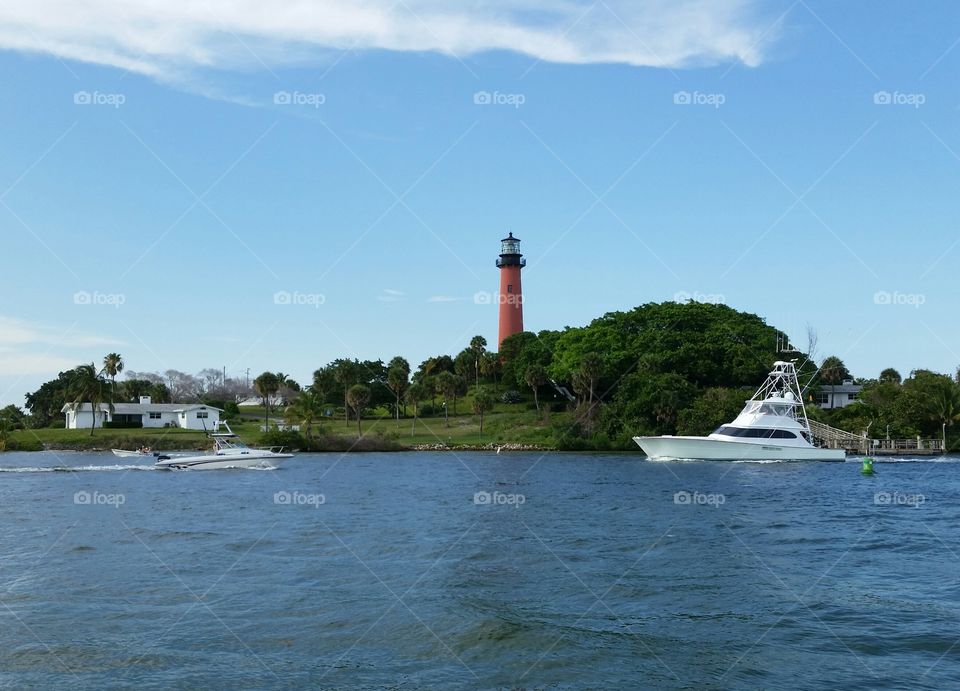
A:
[0,316,121,376]
[0,1,776,83]
[377,288,406,303]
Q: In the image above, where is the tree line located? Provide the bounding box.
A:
[9,302,960,449]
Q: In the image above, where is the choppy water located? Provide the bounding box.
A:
[2,450,960,689]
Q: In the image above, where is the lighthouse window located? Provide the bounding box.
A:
[507,284,514,293]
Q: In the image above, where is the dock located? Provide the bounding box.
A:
[808,420,945,456]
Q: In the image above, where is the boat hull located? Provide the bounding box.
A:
[155,453,293,470]
[633,436,845,461]
[112,449,147,458]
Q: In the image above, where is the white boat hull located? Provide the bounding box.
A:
[155,452,293,470]
[633,436,845,461]
[112,449,147,458]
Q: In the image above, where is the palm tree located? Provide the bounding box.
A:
[333,360,356,422]
[481,352,501,390]
[69,364,111,436]
[819,356,851,384]
[436,371,457,426]
[253,372,280,430]
[469,335,487,390]
[387,364,409,428]
[524,364,546,413]
[928,381,960,429]
[346,384,371,437]
[102,353,124,404]
[472,386,495,437]
[406,382,429,436]
[285,390,324,446]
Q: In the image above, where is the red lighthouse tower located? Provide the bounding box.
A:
[497,232,525,350]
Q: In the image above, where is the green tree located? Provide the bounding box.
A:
[68,364,111,436]
[24,370,76,427]
[580,352,604,407]
[386,366,408,427]
[333,359,358,421]
[481,352,501,390]
[311,367,336,408]
[102,353,124,403]
[346,384,371,437]
[524,364,546,413]
[0,404,26,431]
[454,349,474,382]
[435,371,457,426]
[405,382,429,436]
[472,386,496,437]
[677,388,749,436]
[879,368,902,385]
[469,335,488,390]
[819,356,850,385]
[253,372,280,430]
[284,390,325,446]
[388,356,411,415]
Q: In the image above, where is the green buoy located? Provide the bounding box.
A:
[861,457,875,475]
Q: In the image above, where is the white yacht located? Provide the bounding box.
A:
[633,361,845,461]
[154,422,294,470]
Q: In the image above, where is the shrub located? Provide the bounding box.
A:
[3,437,44,452]
[501,390,523,404]
[103,421,144,429]
[259,428,307,451]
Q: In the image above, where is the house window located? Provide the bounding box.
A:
[197,412,208,419]
[149,412,162,419]
[848,393,857,401]
[816,394,830,404]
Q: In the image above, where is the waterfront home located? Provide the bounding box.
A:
[61,396,223,430]
[815,380,862,409]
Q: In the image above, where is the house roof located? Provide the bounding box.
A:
[61,402,224,413]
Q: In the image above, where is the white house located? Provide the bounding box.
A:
[815,380,863,409]
[62,396,223,430]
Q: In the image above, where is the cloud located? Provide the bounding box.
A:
[0,316,121,376]
[377,288,406,303]
[0,0,776,81]
[0,348,82,375]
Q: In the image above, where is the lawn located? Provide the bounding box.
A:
[5,398,572,452]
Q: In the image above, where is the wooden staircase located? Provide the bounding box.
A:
[807,420,869,453]
[807,420,945,455]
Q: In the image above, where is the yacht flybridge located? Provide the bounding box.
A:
[154,422,294,470]
[633,361,845,461]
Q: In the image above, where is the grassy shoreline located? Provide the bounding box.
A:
[2,409,581,453]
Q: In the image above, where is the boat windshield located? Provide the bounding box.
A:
[214,436,248,451]
[714,426,799,439]
[743,401,797,417]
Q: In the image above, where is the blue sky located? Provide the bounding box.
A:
[2,0,960,406]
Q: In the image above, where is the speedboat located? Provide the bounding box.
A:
[154,422,294,470]
[633,361,845,461]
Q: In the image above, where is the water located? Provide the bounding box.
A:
[2,450,960,689]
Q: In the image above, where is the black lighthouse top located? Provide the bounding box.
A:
[497,232,526,268]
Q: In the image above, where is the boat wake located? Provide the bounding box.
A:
[0,464,158,473]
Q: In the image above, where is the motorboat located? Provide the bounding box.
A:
[154,422,294,470]
[112,448,150,458]
[633,361,845,461]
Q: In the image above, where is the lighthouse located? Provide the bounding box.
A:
[496,232,525,349]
